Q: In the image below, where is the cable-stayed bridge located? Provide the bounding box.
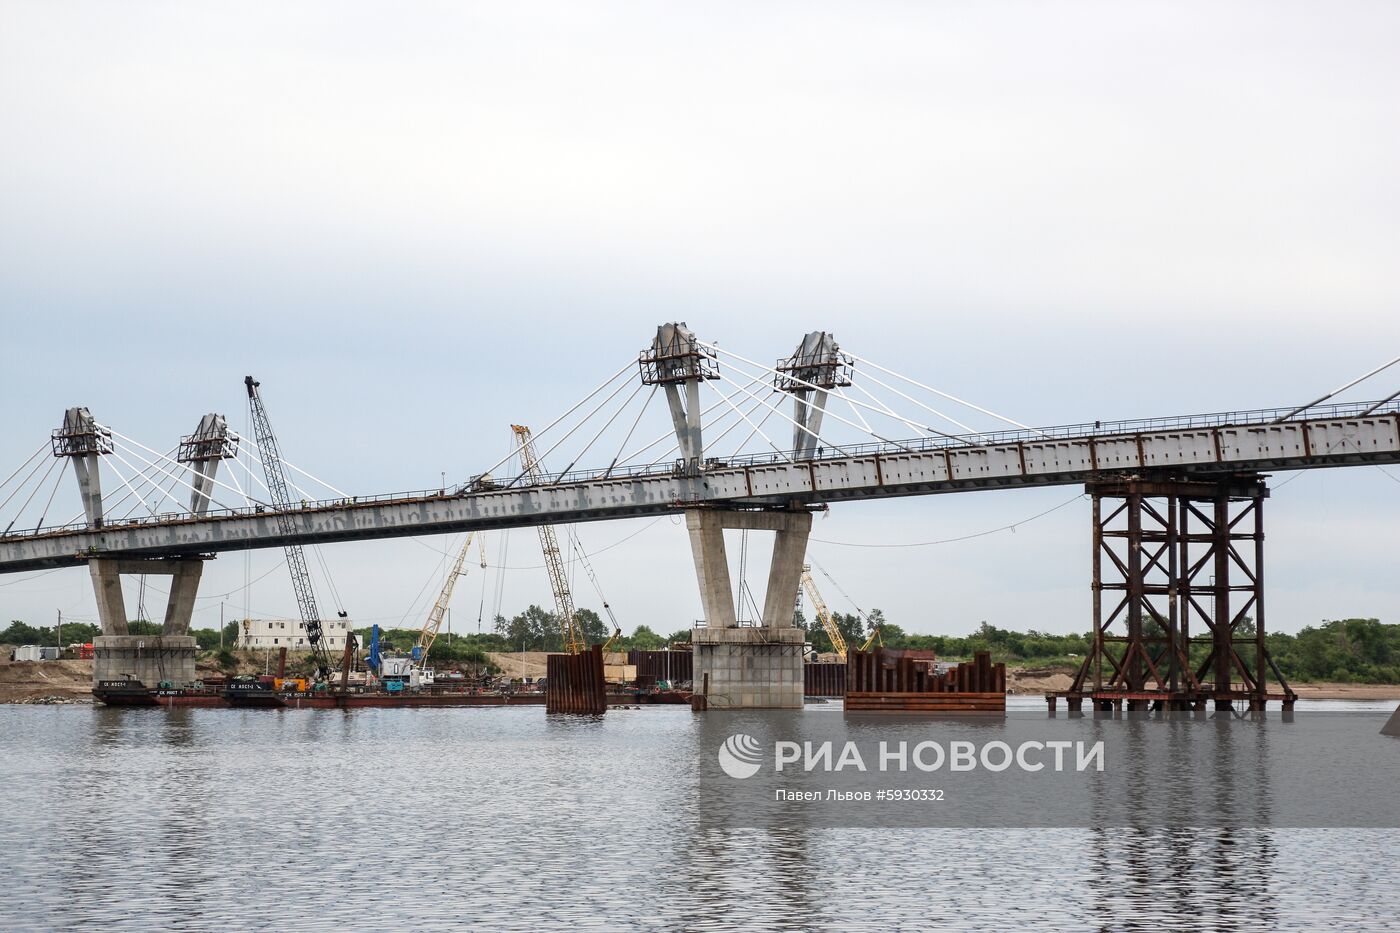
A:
[2,323,1397,710]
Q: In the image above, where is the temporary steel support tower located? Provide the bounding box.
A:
[1057,474,1295,712]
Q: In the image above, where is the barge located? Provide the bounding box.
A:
[94,675,691,710]
[93,676,553,709]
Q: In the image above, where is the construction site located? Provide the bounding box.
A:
[2,325,1398,721]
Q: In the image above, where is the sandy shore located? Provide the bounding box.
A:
[4,657,1400,703]
[1005,665,1400,700]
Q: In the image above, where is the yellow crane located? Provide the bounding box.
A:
[416,531,487,669]
[800,566,848,662]
[511,424,585,654]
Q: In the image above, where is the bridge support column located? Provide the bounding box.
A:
[90,558,209,687]
[762,514,812,630]
[686,511,737,629]
[160,561,204,636]
[687,509,812,710]
[88,559,129,635]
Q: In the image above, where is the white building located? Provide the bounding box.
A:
[238,618,351,651]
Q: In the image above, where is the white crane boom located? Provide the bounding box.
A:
[417,531,484,669]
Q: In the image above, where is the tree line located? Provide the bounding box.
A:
[801,614,1400,684]
[5,612,1399,684]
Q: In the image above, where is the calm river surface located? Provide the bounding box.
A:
[2,698,1396,932]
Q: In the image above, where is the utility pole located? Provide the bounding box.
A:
[56,609,61,649]
[220,601,225,651]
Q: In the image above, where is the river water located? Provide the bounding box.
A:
[2,698,1397,931]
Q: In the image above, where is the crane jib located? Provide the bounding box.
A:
[245,376,337,680]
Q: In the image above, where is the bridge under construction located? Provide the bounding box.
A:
[2,323,1398,711]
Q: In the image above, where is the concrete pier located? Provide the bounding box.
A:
[685,509,812,710]
[93,635,198,687]
[692,626,805,709]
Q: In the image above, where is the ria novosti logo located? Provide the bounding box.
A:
[716,735,1105,778]
[717,733,764,779]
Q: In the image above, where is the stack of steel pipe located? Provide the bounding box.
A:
[546,644,607,714]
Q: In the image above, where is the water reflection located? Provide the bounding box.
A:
[0,705,1395,932]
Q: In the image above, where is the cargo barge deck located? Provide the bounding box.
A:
[93,678,690,710]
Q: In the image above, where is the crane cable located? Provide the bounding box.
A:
[810,561,868,622]
[563,526,620,630]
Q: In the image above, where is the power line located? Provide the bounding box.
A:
[809,493,1085,548]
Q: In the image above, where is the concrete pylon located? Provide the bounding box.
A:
[640,322,716,475]
[56,410,238,688]
[54,407,108,527]
[1383,705,1400,737]
[636,324,815,709]
[157,414,235,638]
[776,331,851,460]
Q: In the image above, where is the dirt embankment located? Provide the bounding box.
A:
[1001,664,1400,700]
[1007,665,1078,695]
[486,651,630,681]
[0,660,96,704]
[1288,682,1400,700]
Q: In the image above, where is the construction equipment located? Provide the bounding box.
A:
[244,376,337,681]
[339,631,358,694]
[859,624,884,652]
[511,424,584,653]
[416,532,486,669]
[800,566,848,662]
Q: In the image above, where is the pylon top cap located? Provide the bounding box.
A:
[639,321,719,385]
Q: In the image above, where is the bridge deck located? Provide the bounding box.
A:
[0,401,1396,573]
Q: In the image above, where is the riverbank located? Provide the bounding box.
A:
[5,657,1400,703]
[1003,663,1400,701]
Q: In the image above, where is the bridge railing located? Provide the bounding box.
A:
[3,398,1396,541]
[511,397,1400,484]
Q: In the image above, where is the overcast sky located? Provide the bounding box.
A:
[2,2,1398,638]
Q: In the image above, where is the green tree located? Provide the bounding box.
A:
[1,621,46,644]
[574,607,610,646]
[626,625,665,650]
[877,622,906,645]
[831,611,865,649]
[496,605,558,651]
